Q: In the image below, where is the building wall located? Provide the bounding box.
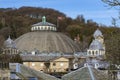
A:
[23,62,45,71]
[23,57,69,73]
[50,57,69,72]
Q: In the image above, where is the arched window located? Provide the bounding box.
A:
[45,26,47,30]
[92,51,94,56]
[41,27,43,30]
[96,51,98,55]
[38,26,40,30]
[89,51,91,55]
[48,27,50,30]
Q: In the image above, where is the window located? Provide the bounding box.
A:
[96,51,98,55]
[89,51,91,55]
[92,51,94,55]
[60,63,64,66]
[32,63,35,66]
[53,63,56,66]
[40,63,44,66]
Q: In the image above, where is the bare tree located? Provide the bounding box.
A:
[102,0,120,6]
[102,0,120,26]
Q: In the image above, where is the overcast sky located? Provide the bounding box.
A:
[0,0,119,26]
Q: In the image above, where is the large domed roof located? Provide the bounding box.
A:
[15,32,80,53]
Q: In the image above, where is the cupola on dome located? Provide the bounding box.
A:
[31,16,57,31]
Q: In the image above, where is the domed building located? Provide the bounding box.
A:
[13,16,82,72]
[2,16,108,79]
[2,16,107,73]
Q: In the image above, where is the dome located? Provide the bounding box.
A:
[15,32,80,53]
[89,39,103,50]
[4,36,16,48]
[93,29,103,38]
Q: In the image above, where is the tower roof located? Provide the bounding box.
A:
[4,36,16,48]
[89,39,103,50]
[93,29,103,38]
[32,21,55,27]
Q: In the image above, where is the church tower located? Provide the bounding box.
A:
[85,29,106,69]
[87,29,105,57]
[93,29,105,50]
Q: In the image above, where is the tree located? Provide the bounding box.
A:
[101,0,120,65]
[102,0,120,6]
[111,17,117,27]
[105,33,120,65]
[66,25,81,39]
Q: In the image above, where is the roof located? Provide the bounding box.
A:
[21,55,59,62]
[15,32,80,53]
[89,39,104,50]
[32,16,56,27]
[93,29,103,38]
[19,63,61,80]
[32,22,56,27]
[62,67,108,80]
[4,36,16,48]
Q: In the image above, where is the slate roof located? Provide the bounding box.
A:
[19,64,61,80]
[4,36,16,48]
[32,22,56,27]
[21,55,59,62]
[93,29,103,38]
[89,39,104,50]
[62,67,108,80]
[15,32,80,53]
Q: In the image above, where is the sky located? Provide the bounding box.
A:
[0,0,119,26]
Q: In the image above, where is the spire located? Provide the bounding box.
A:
[42,16,46,23]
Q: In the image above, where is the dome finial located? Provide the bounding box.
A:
[42,16,46,23]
